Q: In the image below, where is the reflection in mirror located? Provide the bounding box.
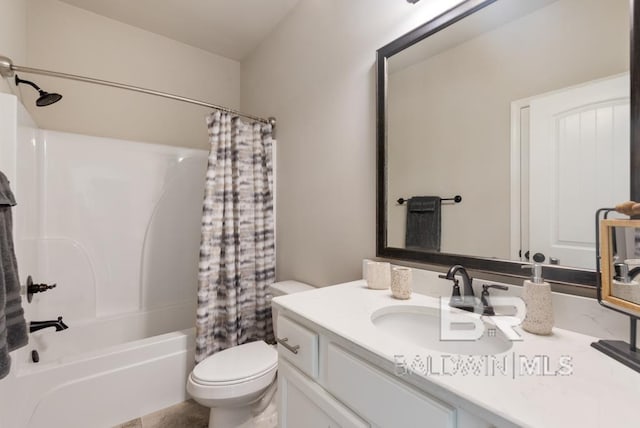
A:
[384,0,629,272]
[607,223,640,305]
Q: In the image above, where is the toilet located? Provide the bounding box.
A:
[187,280,313,428]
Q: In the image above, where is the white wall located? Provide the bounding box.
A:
[23,0,240,150]
[0,0,27,94]
[241,0,465,286]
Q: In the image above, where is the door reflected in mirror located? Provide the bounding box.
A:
[383,0,630,271]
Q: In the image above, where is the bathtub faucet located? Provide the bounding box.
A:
[29,316,69,333]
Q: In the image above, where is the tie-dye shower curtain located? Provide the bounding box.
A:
[195,110,275,363]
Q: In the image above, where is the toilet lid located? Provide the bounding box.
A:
[192,341,277,384]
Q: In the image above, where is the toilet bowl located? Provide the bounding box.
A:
[187,280,313,428]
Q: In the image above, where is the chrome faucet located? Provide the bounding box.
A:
[439,264,476,312]
[29,316,68,333]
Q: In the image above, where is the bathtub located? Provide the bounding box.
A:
[25,302,195,365]
[0,96,207,428]
[7,311,195,428]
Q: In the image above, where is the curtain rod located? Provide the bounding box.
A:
[0,55,275,126]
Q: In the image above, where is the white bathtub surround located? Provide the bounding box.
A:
[390,266,412,299]
[273,280,640,428]
[366,261,391,290]
[196,111,276,362]
[25,130,207,319]
[0,93,207,427]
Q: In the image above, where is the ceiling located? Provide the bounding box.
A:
[58,0,300,61]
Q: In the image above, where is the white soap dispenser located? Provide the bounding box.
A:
[521,263,554,335]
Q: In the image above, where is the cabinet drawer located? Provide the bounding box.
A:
[276,315,319,378]
[327,344,456,428]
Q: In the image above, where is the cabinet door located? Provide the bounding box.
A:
[326,344,456,428]
[278,358,369,428]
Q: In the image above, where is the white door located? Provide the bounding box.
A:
[527,73,629,269]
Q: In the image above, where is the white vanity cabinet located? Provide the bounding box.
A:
[276,315,494,428]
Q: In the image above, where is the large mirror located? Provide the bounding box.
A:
[377,0,640,285]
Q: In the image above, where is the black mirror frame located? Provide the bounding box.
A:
[376,0,639,287]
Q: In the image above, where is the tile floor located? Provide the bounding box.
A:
[114,396,278,428]
[113,400,209,428]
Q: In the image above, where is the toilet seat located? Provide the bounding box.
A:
[192,340,277,384]
[187,341,278,402]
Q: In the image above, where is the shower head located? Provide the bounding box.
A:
[15,74,63,107]
[36,90,63,107]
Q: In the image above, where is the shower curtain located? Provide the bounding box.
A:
[195,111,275,363]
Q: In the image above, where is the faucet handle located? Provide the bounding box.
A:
[26,275,57,303]
[480,284,509,316]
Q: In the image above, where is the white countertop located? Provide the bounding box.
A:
[273,281,640,428]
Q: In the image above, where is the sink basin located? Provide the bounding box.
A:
[371,305,513,355]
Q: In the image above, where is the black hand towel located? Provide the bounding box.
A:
[0,171,28,380]
[405,196,441,251]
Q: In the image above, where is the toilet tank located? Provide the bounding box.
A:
[269,280,313,335]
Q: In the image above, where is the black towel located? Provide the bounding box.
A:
[405,196,441,251]
[0,171,28,380]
